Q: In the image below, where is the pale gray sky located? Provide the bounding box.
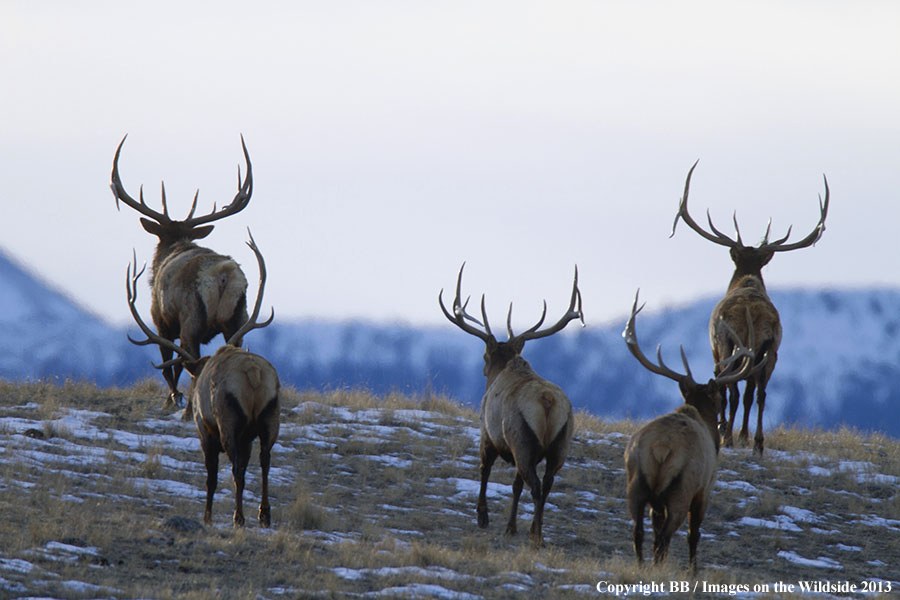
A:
[2,1,898,328]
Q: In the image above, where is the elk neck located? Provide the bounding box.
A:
[484,350,531,391]
[682,384,722,453]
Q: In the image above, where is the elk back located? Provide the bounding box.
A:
[710,275,782,354]
[192,345,280,432]
[625,405,717,497]
[482,356,572,453]
[154,246,248,329]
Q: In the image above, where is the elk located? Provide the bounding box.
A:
[127,231,279,528]
[671,161,829,454]
[439,263,583,547]
[111,135,254,418]
[623,290,764,572]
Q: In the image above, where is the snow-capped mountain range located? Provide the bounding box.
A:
[2,248,898,436]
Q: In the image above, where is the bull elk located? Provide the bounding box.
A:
[623,290,764,572]
[671,161,829,454]
[439,263,583,547]
[111,135,254,418]
[127,231,279,528]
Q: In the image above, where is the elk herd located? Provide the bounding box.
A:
[110,137,830,572]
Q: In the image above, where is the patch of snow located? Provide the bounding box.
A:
[367,583,483,599]
[779,506,820,523]
[737,516,802,533]
[0,558,35,574]
[716,480,758,493]
[830,544,862,552]
[777,550,843,570]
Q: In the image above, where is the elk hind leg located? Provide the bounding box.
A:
[688,493,707,574]
[724,382,741,447]
[532,424,569,544]
[200,433,222,525]
[477,440,498,529]
[754,379,768,455]
[739,378,757,447]
[654,504,686,564]
[256,397,279,527]
[506,472,525,536]
[626,474,649,563]
[219,392,250,527]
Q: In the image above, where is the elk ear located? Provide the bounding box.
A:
[182,356,210,377]
[189,225,215,240]
[140,218,165,237]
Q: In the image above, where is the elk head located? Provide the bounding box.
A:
[111,135,253,254]
[670,161,829,290]
[439,263,584,385]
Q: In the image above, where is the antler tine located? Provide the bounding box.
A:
[160,181,170,219]
[731,211,743,245]
[227,228,275,346]
[110,135,170,222]
[670,160,740,248]
[182,135,254,227]
[513,265,584,344]
[438,263,494,343]
[126,250,197,366]
[507,299,548,341]
[761,174,830,252]
[679,346,694,383]
[623,290,690,384]
[702,209,740,246]
[479,295,493,338]
[186,189,200,220]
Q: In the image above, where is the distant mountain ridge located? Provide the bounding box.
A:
[1,248,898,436]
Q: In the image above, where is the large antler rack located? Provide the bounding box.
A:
[439,263,584,345]
[111,134,253,226]
[670,160,830,252]
[624,290,762,387]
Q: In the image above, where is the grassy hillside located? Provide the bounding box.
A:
[0,380,898,599]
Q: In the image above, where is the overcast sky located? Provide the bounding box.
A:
[2,2,898,330]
